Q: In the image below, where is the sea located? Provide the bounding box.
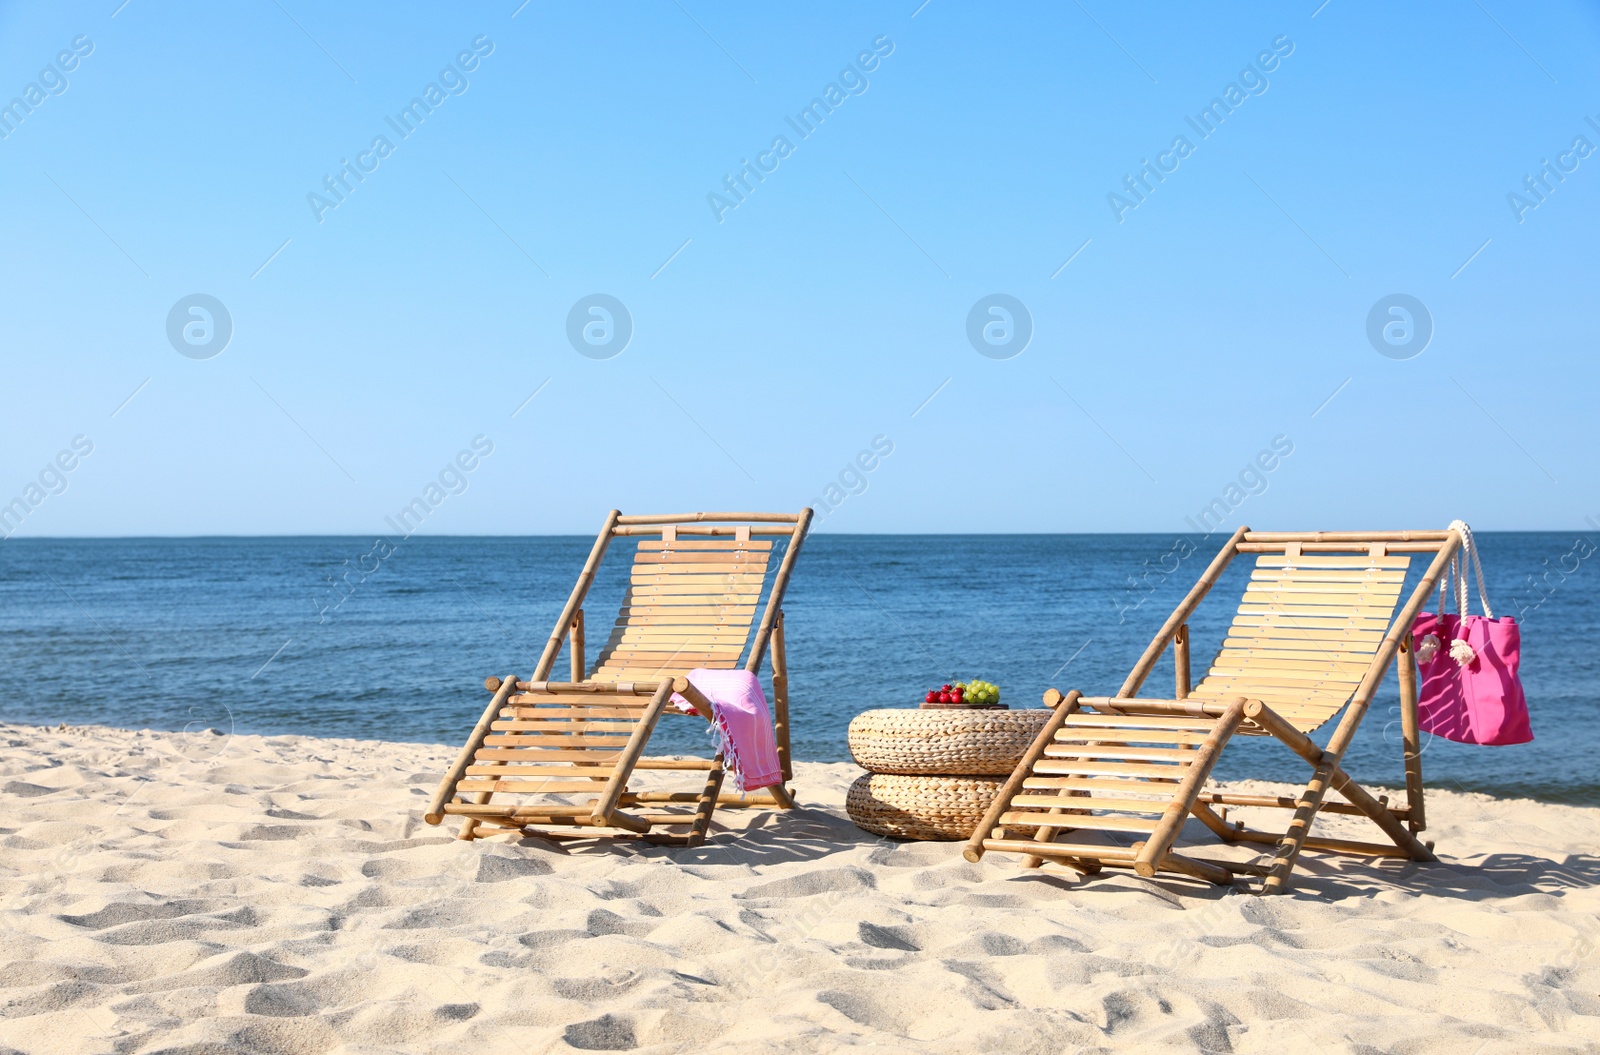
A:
[1,533,1593,806]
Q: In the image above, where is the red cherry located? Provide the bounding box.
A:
[925,691,938,703]
[942,684,952,691]
[935,692,949,703]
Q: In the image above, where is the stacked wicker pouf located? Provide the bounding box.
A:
[845,708,1052,840]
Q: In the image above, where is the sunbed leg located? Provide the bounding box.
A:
[591,681,674,825]
[686,755,727,847]
[770,610,793,784]
[1397,636,1426,832]
[1021,817,1059,869]
[1262,760,1335,894]
[1245,700,1436,866]
[1190,801,1239,841]
[1021,795,1094,869]
[963,689,1081,864]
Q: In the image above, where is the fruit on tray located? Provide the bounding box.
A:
[963,679,1000,706]
[921,679,1001,707]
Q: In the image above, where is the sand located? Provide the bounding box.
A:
[1,721,1597,1054]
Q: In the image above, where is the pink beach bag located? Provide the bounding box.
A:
[1410,521,1532,746]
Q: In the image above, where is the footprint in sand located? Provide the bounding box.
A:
[563,1012,637,1051]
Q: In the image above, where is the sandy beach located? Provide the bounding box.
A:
[1,721,1596,1054]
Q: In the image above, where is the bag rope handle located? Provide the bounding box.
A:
[1448,519,1494,618]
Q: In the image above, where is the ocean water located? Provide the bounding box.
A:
[0,533,1593,805]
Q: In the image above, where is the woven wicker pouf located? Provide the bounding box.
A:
[847,708,1052,775]
[847,773,1013,841]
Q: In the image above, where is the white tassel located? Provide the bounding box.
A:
[1415,634,1440,665]
[1449,638,1476,666]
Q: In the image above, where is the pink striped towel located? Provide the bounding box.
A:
[670,668,783,792]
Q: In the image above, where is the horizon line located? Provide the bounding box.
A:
[1,527,1588,542]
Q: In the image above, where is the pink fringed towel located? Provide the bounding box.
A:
[1412,521,1532,746]
[671,668,783,792]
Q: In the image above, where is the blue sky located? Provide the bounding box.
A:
[1,1,1596,536]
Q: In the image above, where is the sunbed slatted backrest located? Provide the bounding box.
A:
[587,537,775,683]
[1194,551,1412,732]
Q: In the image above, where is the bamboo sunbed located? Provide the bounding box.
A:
[965,527,1462,893]
[425,510,812,845]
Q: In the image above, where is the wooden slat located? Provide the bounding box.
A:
[1250,568,1406,584]
[589,655,742,669]
[623,586,764,599]
[1248,573,1404,588]
[1209,655,1372,673]
[470,748,623,762]
[619,605,758,617]
[1256,555,1411,569]
[610,641,746,656]
[982,838,1139,861]
[487,730,624,741]
[1236,602,1398,619]
[598,645,743,658]
[1241,588,1401,607]
[1217,644,1377,662]
[493,712,640,724]
[631,562,769,576]
[461,765,614,779]
[1020,776,1180,795]
[605,642,748,656]
[637,539,772,551]
[629,571,767,586]
[1009,793,1169,814]
[502,710,647,724]
[1197,675,1355,693]
[1045,743,1198,763]
[1061,714,1217,732]
[590,665,736,679]
[624,585,764,598]
[502,700,642,711]
[1044,727,1213,747]
[448,794,600,810]
[605,643,747,657]
[1210,669,1364,686]
[1204,681,1359,698]
[632,554,769,567]
[630,559,768,575]
[480,734,632,748]
[1231,615,1391,632]
[612,628,752,642]
[491,718,636,731]
[999,811,1160,833]
[1204,666,1367,685]
[614,618,755,631]
[1033,759,1193,779]
[1222,628,1386,648]
[506,693,652,707]
[462,778,611,793]
[615,614,754,626]
[596,654,740,669]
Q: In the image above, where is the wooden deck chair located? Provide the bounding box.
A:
[966,527,1465,893]
[424,510,812,846]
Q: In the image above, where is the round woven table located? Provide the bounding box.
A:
[845,708,1052,841]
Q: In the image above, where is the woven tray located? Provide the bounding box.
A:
[847,708,1052,775]
[847,773,1030,841]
